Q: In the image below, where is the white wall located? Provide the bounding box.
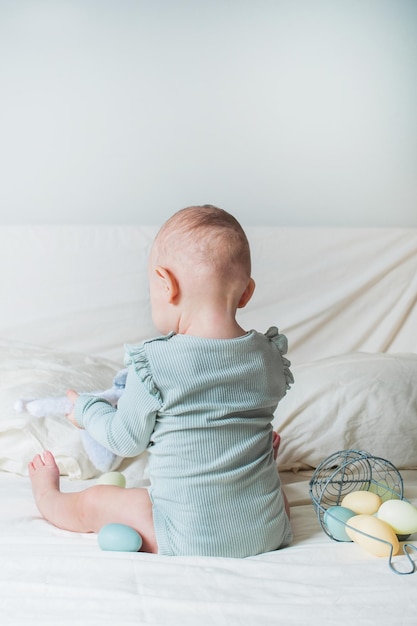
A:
[0,0,416,227]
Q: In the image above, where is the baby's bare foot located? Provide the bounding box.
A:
[28,451,60,506]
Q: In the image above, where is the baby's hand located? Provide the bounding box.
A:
[272,431,281,461]
[66,389,81,428]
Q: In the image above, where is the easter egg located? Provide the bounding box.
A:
[324,506,356,542]
[377,499,417,536]
[97,471,126,488]
[367,480,401,503]
[341,490,382,515]
[345,514,400,557]
[98,523,142,552]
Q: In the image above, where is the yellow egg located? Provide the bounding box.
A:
[377,499,417,536]
[341,490,382,515]
[97,471,126,487]
[345,514,400,557]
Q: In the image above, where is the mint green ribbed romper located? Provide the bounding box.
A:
[75,327,293,557]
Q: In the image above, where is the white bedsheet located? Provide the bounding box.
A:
[1,467,416,625]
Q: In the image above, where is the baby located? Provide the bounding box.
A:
[29,205,293,557]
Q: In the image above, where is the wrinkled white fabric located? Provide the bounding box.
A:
[0,469,416,624]
[0,226,416,362]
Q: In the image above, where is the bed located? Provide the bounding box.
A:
[1,225,416,625]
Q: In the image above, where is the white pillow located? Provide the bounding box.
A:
[0,341,120,479]
[4,343,415,478]
[274,352,417,471]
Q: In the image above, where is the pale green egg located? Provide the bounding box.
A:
[377,499,417,536]
[368,480,401,502]
[97,471,126,488]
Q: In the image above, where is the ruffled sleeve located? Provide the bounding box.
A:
[124,343,162,402]
[265,326,294,390]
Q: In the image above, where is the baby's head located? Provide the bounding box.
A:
[149,205,255,335]
[153,204,251,279]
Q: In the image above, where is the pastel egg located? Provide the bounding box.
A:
[98,523,142,552]
[367,480,401,503]
[345,514,400,557]
[97,471,126,488]
[341,490,382,515]
[324,506,356,541]
[377,499,417,536]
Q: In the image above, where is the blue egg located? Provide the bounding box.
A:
[324,506,356,542]
[98,523,143,552]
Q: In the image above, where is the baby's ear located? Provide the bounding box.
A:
[237,277,255,309]
[155,266,179,303]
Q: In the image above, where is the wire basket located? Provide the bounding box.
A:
[308,450,417,575]
[309,449,404,539]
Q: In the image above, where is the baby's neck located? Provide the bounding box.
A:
[177,312,246,339]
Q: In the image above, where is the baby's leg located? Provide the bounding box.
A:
[28,451,157,553]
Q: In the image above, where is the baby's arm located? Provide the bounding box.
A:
[16,385,124,419]
[272,431,281,460]
[272,430,290,518]
[72,367,161,458]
